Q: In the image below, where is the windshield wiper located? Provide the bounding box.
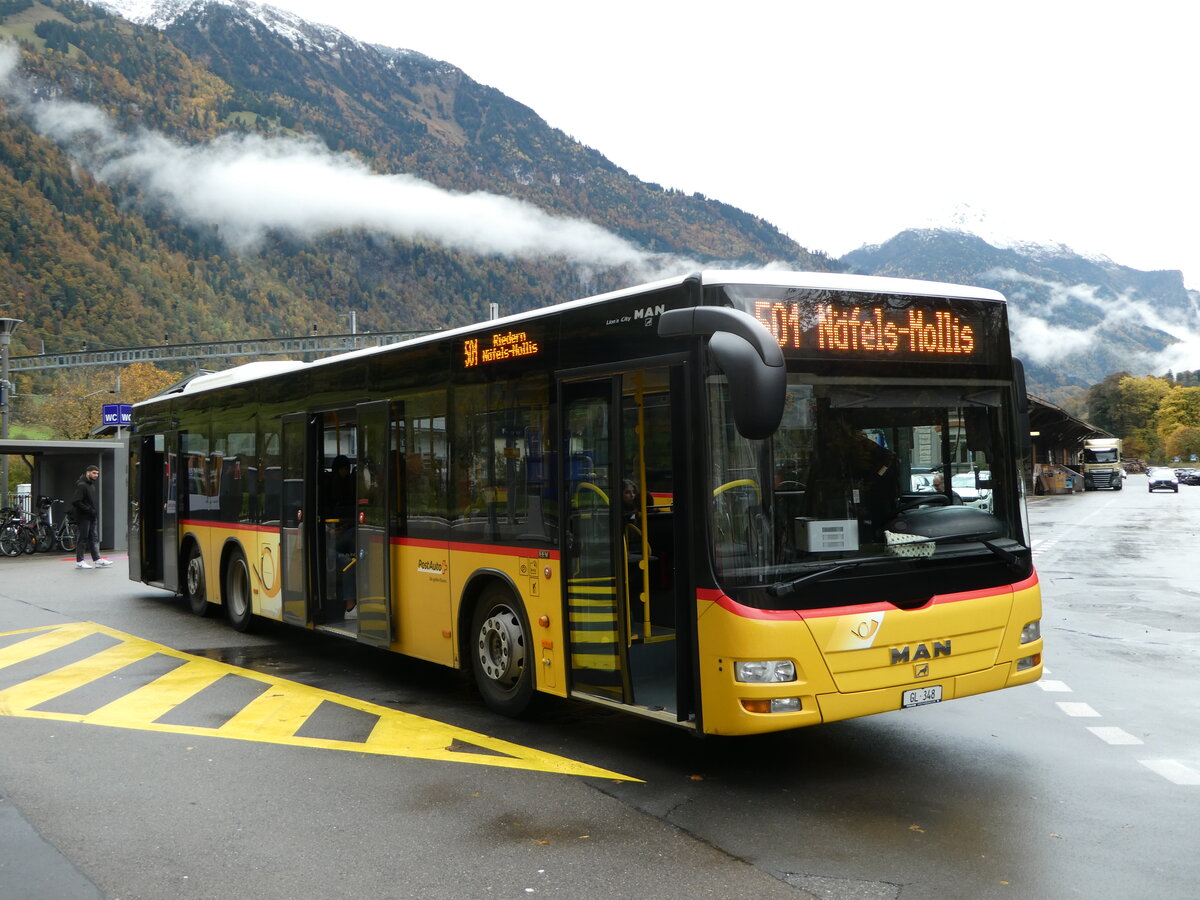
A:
[766,555,896,598]
[982,540,1031,572]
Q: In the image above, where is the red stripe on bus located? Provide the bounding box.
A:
[175,523,559,560]
[700,569,1039,620]
[390,537,560,560]
[179,520,272,533]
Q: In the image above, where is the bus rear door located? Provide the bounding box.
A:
[130,433,165,585]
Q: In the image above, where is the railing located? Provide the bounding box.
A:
[8,330,435,373]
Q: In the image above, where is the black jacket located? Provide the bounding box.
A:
[72,475,98,520]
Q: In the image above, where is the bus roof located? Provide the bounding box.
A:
[144,270,1005,402]
[699,269,1006,304]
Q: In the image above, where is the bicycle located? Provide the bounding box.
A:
[34,496,77,553]
[0,507,37,556]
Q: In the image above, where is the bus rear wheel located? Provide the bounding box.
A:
[224,549,254,632]
[184,543,210,616]
[470,586,534,716]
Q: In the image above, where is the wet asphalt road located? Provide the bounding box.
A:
[1,472,1198,899]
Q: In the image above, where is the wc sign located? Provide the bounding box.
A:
[102,404,132,428]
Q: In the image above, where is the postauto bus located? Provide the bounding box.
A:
[128,271,1042,735]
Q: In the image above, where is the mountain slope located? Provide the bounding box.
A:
[841,229,1200,398]
[0,0,829,361]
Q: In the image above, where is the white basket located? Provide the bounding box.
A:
[885,530,935,558]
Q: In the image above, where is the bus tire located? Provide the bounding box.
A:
[470,585,535,716]
[224,548,255,632]
[183,543,211,617]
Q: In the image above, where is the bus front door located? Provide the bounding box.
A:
[354,401,392,647]
[562,377,629,703]
[561,368,687,718]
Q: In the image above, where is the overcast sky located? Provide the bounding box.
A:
[251,0,1200,289]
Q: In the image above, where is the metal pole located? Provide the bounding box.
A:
[0,318,23,507]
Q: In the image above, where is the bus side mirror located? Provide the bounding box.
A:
[658,307,786,440]
[1013,358,1032,454]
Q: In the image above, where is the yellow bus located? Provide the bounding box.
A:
[128,271,1042,736]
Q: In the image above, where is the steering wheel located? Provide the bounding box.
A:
[898,492,951,511]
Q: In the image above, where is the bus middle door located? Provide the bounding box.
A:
[279,413,313,626]
[354,400,393,647]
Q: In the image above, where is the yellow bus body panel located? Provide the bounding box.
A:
[390,540,454,666]
[445,546,568,698]
[696,577,1043,736]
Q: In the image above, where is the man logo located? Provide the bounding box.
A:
[890,640,951,665]
[914,663,930,678]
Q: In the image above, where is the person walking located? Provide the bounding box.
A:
[72,464,111,569]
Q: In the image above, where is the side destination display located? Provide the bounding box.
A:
[463,329,541,369]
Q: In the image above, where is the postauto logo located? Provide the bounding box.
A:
[417,558,448,575]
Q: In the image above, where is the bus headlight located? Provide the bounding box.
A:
[734,660,796,683]
[1020,620,1041,644]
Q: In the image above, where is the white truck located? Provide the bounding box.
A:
[1081,437,1123,491]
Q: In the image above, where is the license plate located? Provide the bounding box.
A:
[901,685,943,708]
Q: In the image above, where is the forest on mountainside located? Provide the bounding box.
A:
[0,0,828,369]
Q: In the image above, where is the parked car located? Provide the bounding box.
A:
[951,472,992,511]
[1147,467,1180,492]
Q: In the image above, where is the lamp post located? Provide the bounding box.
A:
[0,317,23,506]
[85,371,124,438]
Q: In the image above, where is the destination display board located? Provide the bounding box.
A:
[726,289,1006,367]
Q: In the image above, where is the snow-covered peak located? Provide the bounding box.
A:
[91,0,220,28]
[90,1,349,52]
[86,0,433,66]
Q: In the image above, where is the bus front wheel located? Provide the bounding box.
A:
[224,549,254,632]
[470,586,534,716]
[184,543,211,617]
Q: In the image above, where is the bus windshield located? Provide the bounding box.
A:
[709,371,1026,607]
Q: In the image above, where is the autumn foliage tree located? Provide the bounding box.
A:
[37,362,181,439]
[1086,375,1200,463]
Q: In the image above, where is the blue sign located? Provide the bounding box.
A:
[102,404,133,427]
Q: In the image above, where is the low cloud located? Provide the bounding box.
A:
[985,267,1200,374]
[1006,309,1098,365]
[2,43,697,277]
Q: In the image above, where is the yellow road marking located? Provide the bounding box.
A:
[0,623,638,781]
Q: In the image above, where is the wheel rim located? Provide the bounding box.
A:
[186,554,204,600]
[476,605,526,690]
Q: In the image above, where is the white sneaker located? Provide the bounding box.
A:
[95,558,113,567]
[75,561,93,569]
